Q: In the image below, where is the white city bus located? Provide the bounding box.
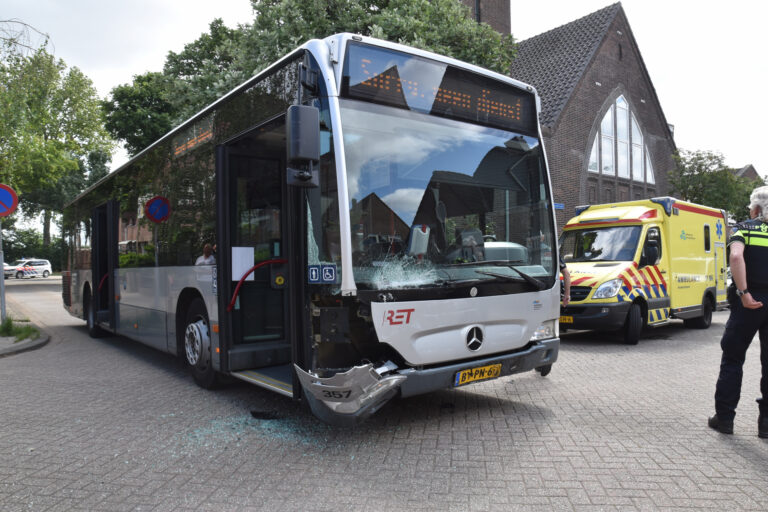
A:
[62,33,560,425]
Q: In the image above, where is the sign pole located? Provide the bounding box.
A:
[0,184,19,324]
[0,218,5,323]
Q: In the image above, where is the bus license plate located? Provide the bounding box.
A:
[454,363,502,387]
[559,315,573,323]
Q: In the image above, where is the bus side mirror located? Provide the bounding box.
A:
[286,105,320,188]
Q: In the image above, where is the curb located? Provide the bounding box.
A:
[0,334,51,358]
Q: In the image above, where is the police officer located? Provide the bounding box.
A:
[709,185,768,437]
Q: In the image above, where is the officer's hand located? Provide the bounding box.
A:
[742,293,764,309]
[562,294,570,307]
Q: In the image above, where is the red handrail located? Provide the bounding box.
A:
[227,258,287,312]
[97,273,109,293]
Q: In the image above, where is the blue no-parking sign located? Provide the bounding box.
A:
[0,184,19,217]
[144,196,170,223]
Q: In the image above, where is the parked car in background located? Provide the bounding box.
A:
[11,259,52,278]
[3,262,12,279]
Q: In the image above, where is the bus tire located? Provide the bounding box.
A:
[685,298,713,329]
[183,298,218,389]
[623,303,643,345]
[85,290,106,338]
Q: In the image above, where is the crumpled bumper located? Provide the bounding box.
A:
[294,363,406,423]
[294,338,559,425]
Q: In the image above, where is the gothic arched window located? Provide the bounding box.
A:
[588,95,655,185]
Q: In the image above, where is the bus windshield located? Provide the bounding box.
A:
[339,99,554,291]
[560,226,642,263]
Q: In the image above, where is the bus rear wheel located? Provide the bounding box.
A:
[183,298,218,389]
[85,290,106,338]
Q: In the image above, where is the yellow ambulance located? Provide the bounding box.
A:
[559,197,728,344]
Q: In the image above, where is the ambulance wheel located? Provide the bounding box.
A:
[685,299,713,329]
[623,303,643,345]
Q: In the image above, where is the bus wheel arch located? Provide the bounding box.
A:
[623,300,646,345]
[177,291,218,389]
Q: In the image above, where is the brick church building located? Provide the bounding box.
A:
[462,1,676,228]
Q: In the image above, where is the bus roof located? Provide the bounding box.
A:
[70,33,541,207]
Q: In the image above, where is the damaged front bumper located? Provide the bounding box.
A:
[294,362,406,425]
[295,338,559,425]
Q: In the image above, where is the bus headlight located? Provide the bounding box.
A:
[593,278,623,299]
[531,320,557,341]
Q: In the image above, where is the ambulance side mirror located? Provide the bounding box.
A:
[642,240,659,267]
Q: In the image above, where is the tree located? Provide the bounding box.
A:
[240,0,514,78]
[101,72,175,155]
[670,150,764,222]
[102,0,515,155]
[0,46,112,243]
[163,18,247,121]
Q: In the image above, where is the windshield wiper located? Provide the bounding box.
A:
[446,259,526,267]
[445,260,547,290]
[474,270,524,283]
[475,267,546,290]
[418,277,484,288]
[446,260,547,290]
[505,265,547,290]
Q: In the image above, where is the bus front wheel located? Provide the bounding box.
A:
[184,298,218,389]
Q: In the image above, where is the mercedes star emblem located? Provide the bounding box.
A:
[466,326,483,351]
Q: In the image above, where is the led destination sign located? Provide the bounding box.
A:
[341,42,536,134]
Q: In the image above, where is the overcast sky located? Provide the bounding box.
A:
[4,0,767,176]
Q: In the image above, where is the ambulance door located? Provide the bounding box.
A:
[640,226,670,324]
[714,239,727,306]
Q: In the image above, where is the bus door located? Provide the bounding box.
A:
[216,118,295,395]
[91,200,119,329]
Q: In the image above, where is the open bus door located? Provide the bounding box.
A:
[89,200,118,335]
[216,115,306,397]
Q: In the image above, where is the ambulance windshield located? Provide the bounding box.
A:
[560,226,642,262]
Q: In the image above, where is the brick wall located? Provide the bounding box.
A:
[460,0,510,34]
[545,10,674,229]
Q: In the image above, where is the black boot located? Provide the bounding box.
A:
[759,415,768,439]
[708,414,734,434]
[758,399,768,439]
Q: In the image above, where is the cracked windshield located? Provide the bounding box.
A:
[340,100,554,290]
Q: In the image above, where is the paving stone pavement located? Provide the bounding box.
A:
[1,279,767,511]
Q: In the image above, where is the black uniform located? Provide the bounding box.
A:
[714,219,768,422]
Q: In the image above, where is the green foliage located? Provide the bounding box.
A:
[1,45,112,242]
[0,317,38,342]
[1,227,67,271]
[164,19,248,122]
[118,252,156,268]
[670,150,765,222]
[101,72,175,155]
[103,0,516,154]
[242,0,514,77]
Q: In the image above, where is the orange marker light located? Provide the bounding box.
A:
[212,324,219,333]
